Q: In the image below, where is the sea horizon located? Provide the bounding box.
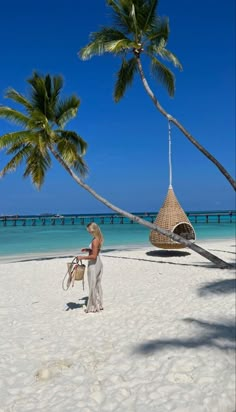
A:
[1,208,235,218]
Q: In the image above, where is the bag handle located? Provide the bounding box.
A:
[76,258,84,266]
[62,256,85,291]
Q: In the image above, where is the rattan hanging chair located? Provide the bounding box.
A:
[149,119,196,249]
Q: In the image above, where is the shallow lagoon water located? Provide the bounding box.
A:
[0,217,235,260]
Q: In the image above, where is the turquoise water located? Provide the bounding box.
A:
[0,212,235,259]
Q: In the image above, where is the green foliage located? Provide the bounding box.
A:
[0,72,88,188]
[114,57,137,101]
[79,0,182,99]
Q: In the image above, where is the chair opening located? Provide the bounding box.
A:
[172,222,196,241]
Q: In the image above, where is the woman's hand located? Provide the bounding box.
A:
[81,248,87,252]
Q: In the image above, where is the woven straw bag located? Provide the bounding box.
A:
[62,258,85,291]
[67,260,85,281]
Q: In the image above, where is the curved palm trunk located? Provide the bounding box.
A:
[51,148,232,269]
[136,58,236,191]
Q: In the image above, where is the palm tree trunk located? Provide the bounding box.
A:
[136,58,236,191]
[51,148,232,269]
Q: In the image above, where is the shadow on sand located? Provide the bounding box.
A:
[198,278,236,296]
[65,296,88,311]
[133,318,236,355]
[103,254,220,269]
[146,250,191,258]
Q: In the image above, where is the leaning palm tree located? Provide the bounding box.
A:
[79,0,235,190]
[0,72,232,268]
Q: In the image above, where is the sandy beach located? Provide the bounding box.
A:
[0,239,235,412]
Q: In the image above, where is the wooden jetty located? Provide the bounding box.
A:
[0,211,235,227]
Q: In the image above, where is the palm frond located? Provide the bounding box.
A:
[108,0,159,37]
[150,56,175,96]
[106,38,135,53]
[142,0,158,32]
[53,76,64,97]
[26,109,49,131]
[23,149,51,188]
[146,16,169,42]
[0,145,31,177]
[157,48,183,70]
[56,130,87,155]
[73,156,89,177]
[6,141,30,155]
[55,137,88,177]
[44,75,52,100]
[0,107,31,128]
[55,96,80,127]
[51,76,64,109]
[28,72,50,117]
[129,0,159,34]
[5,89,33,111]
[114,57,137,101]
[107,0,135,34]
[130,3,138,40]
[79,28,130,60]
[0,130,34,150]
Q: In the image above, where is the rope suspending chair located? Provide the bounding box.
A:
[149,118,196,249]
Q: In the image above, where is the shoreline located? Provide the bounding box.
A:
[0,236,235,264]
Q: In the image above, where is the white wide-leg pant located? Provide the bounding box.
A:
[87,255,103,312]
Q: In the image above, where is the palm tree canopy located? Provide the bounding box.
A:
[0,72,88,188]
[79,0,182,100]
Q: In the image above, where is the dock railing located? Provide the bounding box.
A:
[0,211,235,227]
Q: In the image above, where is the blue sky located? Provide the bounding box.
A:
[0,0,235,215]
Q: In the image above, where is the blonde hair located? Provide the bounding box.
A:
[87,222,104,246]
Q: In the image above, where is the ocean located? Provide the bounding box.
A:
[0,211,235,260]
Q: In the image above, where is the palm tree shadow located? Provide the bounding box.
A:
[198,278,236,296]
[209,248,236,255]
[104,255,210,268]
[65,296,88,310]
[133,318,235,355]
[146,250,191,258]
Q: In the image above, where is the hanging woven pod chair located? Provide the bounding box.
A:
[149,119,196,249]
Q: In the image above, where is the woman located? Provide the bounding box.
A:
[77,222,104,313]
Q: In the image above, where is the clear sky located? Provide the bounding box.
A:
[0,0,235,215]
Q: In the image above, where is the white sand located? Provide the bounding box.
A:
[0,239,235,412]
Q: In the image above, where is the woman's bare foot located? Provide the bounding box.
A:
[84,308,97,313]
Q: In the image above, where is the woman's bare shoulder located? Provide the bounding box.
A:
[92,238,102,249]
[92,238,100,246]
